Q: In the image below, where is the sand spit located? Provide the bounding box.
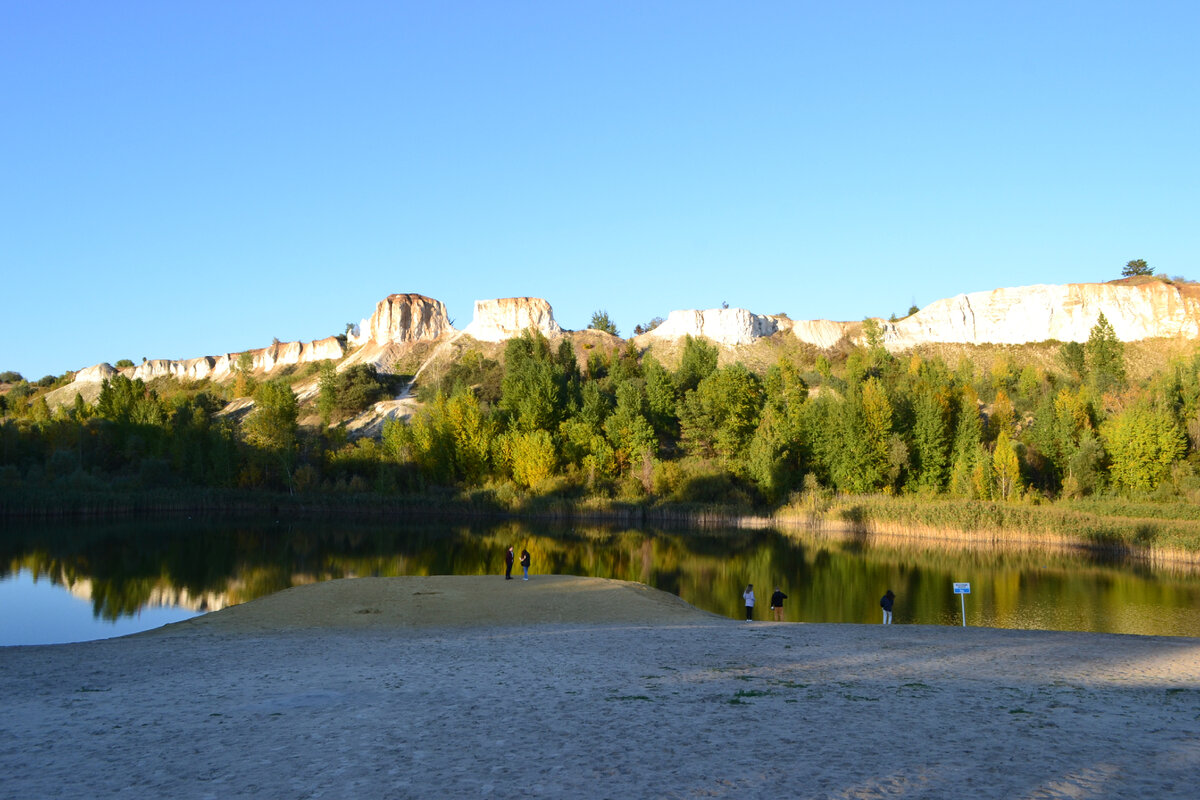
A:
[3,576,1199,799]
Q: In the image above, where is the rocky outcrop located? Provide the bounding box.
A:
[72,363,117,384]
[880,281,1200,349]
[463,297,562,342]
[639,308,780,347]
[349,294,455,347]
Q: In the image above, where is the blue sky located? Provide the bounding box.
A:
[3,1,1197,379]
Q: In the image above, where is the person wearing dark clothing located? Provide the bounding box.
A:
[505,546,515,580]
[520,548,530,581]
[769,587,788,621]
[880,589,895,624]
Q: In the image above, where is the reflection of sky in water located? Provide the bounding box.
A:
[0,570,201,646]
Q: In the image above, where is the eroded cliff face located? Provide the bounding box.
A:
[120,337,349,383]
[64,337,349,392]
[52,281,1200,408]
[463,297,562,342]
[638,308,781,347]
[880,282,1200,349]
[637,281,1200,351]
[349,293,455,347]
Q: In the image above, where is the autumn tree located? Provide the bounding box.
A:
[992,430,1022,501]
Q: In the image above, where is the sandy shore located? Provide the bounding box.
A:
[3,575,1200,799]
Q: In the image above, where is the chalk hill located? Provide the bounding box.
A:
[49,279,1200,411]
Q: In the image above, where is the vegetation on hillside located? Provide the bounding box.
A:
[6,318,1200,552]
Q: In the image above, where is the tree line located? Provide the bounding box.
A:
[3,312,1200,508]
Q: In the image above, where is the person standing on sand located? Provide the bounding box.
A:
[505,546,515,580]
[743,584,755,621]
[520,548,530,580]
[880,589,895,624]
[769,586,787,621]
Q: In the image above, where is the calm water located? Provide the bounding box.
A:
[3,517,1200,645]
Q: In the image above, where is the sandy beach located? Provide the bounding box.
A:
[3,575,1199,799]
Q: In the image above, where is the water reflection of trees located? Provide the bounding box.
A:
[3,518,1199,634]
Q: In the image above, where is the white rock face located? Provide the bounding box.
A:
[352,293,456,347]
[791,319,855,349]
[463,297,562,342]
[880,282,1200,349]
[641,308,778,346]
[72,363,117,383]
[119,336,349,383]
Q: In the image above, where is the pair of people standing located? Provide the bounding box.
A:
[742,585,789,621]
[504,546,531,581]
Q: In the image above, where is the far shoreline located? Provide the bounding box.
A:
[4,487,1200,569]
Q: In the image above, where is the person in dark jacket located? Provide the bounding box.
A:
[769,587,788,621]
[520,548,530,581]
[880,589,895,624]
[505,546,515,580]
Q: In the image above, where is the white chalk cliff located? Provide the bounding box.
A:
[50,280,1200,409]
[878,281,1200,349]
[348,293,455,348]
[638,308,781,347]
[463,297,562,342]
[57,294,564,401]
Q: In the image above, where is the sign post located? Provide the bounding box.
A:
[952,582,971,627]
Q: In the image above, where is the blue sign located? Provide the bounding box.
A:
[953,582,971,594]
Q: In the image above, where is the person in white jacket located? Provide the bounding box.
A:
[742,584,755,621]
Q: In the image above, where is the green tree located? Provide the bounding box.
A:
[499,331,566,433]
[1085,313,1126,395]
[1029,387,1092,489]
[603,382,656,471]
[949,387,984,497]
[243,380,299,488]
[910,388,950,491]
[233,352,256,398]
[390,401,455,484]
[96,375,162,425]
[589,310,619,336]
[830,377,893,493]
[1102,402,1185,493]
[317,361,338,427]
[642,355,678,439]
[1121,259,1152,278]
[1058,341,1086,382]
[678,363,763,461]
[335,363,391,415]
[675,336,719,395]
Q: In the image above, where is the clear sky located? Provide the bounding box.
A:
[3,1,1197,379]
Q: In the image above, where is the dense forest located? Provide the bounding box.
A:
[3,313,1200,523]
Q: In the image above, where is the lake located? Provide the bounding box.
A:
[2,516,1199,645]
